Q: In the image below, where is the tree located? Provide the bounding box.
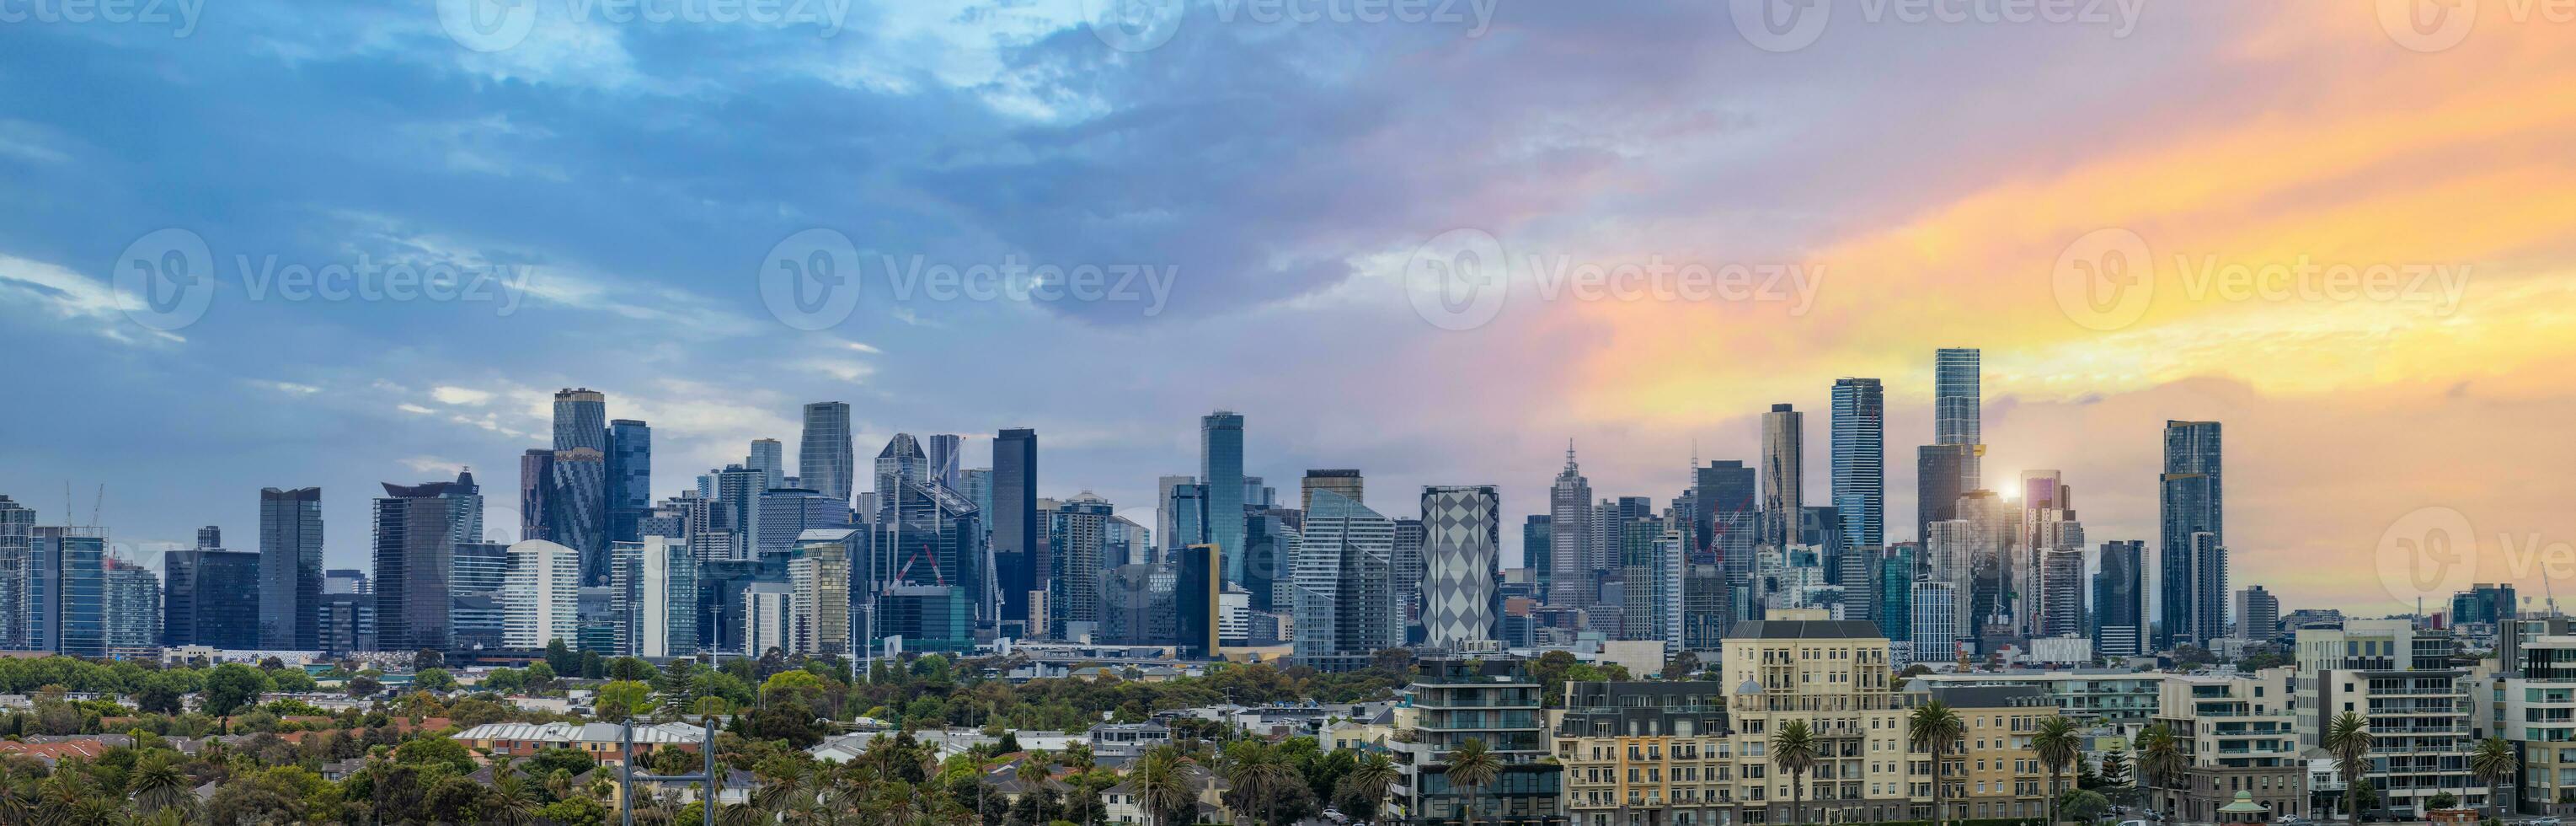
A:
[1444,738,1502,826]
[596,679,655,721]
[1772,719,1819,826]
[130,755,193,815]
[2058,787,2112,824]
[2137,724,2186,817]
[412,668,458,693]
[1662,649,1703,680]
[545,639,580,676]
[135,672,188,715]
[414,649,446,671]
[398,734,478,775]
[2034,716,2081,824]
[1339,750,1401,823]
[2472,736,2517,820]
[2324,711,2376,823]
[203,662,268,716]
[2428,791,2460,812]
[1132,745,1199,826]
[1908,700,1965,826]
[348,673,384,699]
[271,668,318,694]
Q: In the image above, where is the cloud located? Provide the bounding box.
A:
[0,252,184,346]
[431,385,496,405]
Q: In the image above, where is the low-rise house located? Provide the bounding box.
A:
[1103,763,1232,824]
[451,721,703,764]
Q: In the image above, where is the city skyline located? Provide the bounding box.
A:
[3,5,2569,616]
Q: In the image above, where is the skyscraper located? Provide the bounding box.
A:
[163,546,261,648]
[1522,515,1553,598]
[2159,420,2224,648]
[2093,539,2147,657]
[923,433,964,491]
[799,401,855,504]
[259,486,323,650]
[102,556,159,655]
[1692,460,1758,580]
[0,496,31,649]
[1421,485,1500,650]
[1830,378,1885,553]
[27,527,106,657]
[611,536,698,657]
[747,438,786,491]
[872,433,927,512]
[1760,404,1805,549]
[1933,347,1983,491]
[607,419,651,544]
[992,427,1039,632]
[1914,444,1974,544]
[1301,469,1364,512]
[1200,411,1248,584]
[501,539,580,649]
[2237,585,2280,641]
[552,389,607,453]
[1547,444,1594,610]
[1045,493,1114,640]
[372,470,483,652]
[551,447,609,584]
[1292,489,1395,671]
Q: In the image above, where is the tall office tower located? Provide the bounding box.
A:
[372,470,483,653]
[324,568,369,593]
[1245,508,1301,614]
[741,582,794,657]
[449,540,510,651]
[2037,547,2087,639]
[501,539,580,648]
[610,536,698,657]
[1877,544,1916,642]
[1045,493,1114,640]
[872,474,985,625]
[1171,544,1221,658]
[923,434,963,491]
[1830,378,1886,553]
[1163,482,1209,553]
[1619,523,1686,647]
[0,496,31,648]
[26,527,106,657]
[1932,347,1983,491]
[2237,585,2280,641]
[746,438,786,491]
[1681,555,1733,651]
[1689,460,1758,578]
[1522,515,1553,598]
[960,469,992,521]
[784,535,851,657]
[1909,581,1959,664]
[872,433,927,512]
[606,419,651,544]
[1421,485,1500,650]
[195,526,221,549]
[550,447,610,584]
[259,486,323,651]
[2159,420,2224,648]
[1291,490,1396,671]
[1547,444,1595,611]
[2020,471,2084,637]
[756,487,853,555]
[1955,490,2018,631]
[552,388,607,452]
[519,448,555,542]
[102,556,160,655]
[163,546,261,648]
[1155,475,1196,555]
[1392,518,1428,641]
[702,464,763,560]
[1923,519,1978,642]
[1301,469,1364,512]
[992,428,1038,631]
[1760,403,1806,548]
[1914,444,1974,544]
[2092,540,2147,657]
[1245,476,1274,508]
[1200,411,1248,584]
[799,401,855,504]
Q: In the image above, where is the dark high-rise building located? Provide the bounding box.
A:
[1760,404,1805,549]
[2238,585,2283,640]
[1690,460,1757,578]
[552,448,609,584]
[1522,515,1553,599]
[922,434,964,491]
[0,496,32,649]
[259,486,323,650]
[1243,507,1296,614]
[992,427,1039,631]
[2093,539,2146,657]
[1174,543,1220,658]
[2158,420,2223,648]
[1830,378,1885,553]
[1164,482,1209,551]
[164,547,261,649]
[607,419,652,544]
[29,527,107,657]
[799,402,855,504]
[519,449,554,543]
[1200,411,1248,585]
[552,388,607,452]
[2452,583,2517,627]
[372,470,483,652]
[1915,444,1974,544]
[195,525,222,549]
[1547,446,1593,610]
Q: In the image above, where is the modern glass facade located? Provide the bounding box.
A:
[992,427,1038,630]
[799,401,854,503]
[1830,377,1885,553]
[1200,411,1246,585]
[259,485,323,650]
[2159,420,2223,648]
[164,548,262,648]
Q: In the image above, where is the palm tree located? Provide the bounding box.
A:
[2136,724,2186,818]
[1220,742,1304,825]
[1015,748,1055,800]
[127,757,191,816]
[1772,719,1820,826]
[1131,744,1200,826]
[491,775,543,826]
[1445,738,1504,826]
[2472,736,2519,820]
[2323,711,2376,823]
[1345,751,1403,822]
[1908,700,1966,826]
[2032,716,2081,825]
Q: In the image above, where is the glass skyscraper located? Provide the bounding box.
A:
[2158,420,2223,648]
[1200,411,1246,585]
[991,427,1039,631]
[1760,404,1804,548]
[372,470,483,652]
[552,388,607,452]
[1830,378,1885,553]
[607,419,651,544]
[165,547,262,649]
[29,528,106,657]
[259,485,323,650]
[1933,347,1984,492]
[799,401,854,504]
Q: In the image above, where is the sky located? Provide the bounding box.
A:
[2,1,2571,616]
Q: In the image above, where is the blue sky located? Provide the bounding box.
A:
[4,2,2571,612]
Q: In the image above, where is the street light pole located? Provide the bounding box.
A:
[620,717,721,826]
